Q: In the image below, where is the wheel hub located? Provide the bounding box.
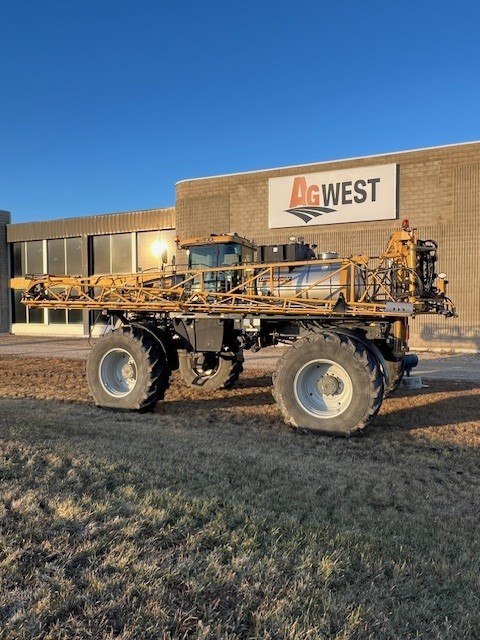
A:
[318,374,340,396]
[121,362,136,382]
[99,348,138,397]
[293,358,353,419]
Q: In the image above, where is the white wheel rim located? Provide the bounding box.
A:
[294,359,353,419]
[99,348,137,397]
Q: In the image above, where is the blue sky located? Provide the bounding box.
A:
[1,0,479,223]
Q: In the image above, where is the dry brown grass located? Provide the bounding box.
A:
[0,356,479,639]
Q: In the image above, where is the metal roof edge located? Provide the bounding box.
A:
[6,207,176,242]
[175,140,480,186]
[7,205,175,230]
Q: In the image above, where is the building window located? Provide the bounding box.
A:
[47,308,84,325]
[46,237,83,276]
[26,240,44,274]
[92,235,110,274]
[112,234,132,273]
[47,239,65,275]
[48,309,66,324]
[28,307,44,324]
[66,237,83,275]
[10,240,45,325]
[10,237,84,326]
[136,229,176,272]
[11,243,25,277]
[137,231,163,271]
[68,309,84,324]
[92,233,133,274]
[11,290,47,325]
[12,290,26,323]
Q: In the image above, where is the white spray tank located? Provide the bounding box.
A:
[259,249,366,301]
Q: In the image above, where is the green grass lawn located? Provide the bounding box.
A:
[0,362,479,639]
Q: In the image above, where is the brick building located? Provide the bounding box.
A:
[2,141,479,350]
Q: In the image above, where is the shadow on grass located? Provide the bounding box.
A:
[163,374,480,433]
[0,359,479,440]
[379,380,480,432]
[164,391,277,410]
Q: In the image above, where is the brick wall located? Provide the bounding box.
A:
[176,142,480,350]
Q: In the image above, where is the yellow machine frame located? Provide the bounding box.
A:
[21,227,454,319]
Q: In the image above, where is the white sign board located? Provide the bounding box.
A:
[269,163,397,228]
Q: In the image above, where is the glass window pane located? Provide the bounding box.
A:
[48,309,66,324]
[90,310,108,325]
[189,245,217,268]
[28,307,44,323]
[66,237,83,275]
[68,309,84,324]
[26,241,43,274]
[11,243,25,277]
[137,231,160,272]
[112,234,132,273]
[12,290,27,323]
[92,235,110,274]
[47,239,65,275]
[161,229,176,266]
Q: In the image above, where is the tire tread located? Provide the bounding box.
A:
[178,350,243,391]
[86,326,169,411]
[272,332,384,436]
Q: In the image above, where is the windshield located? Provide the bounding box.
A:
[188,243,242,269]
[188,245,218,269]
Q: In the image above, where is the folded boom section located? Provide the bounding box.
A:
[22,226,454,319]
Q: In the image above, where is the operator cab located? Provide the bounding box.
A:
[181,233,256,269]
[180,233,256,292]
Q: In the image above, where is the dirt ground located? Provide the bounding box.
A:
[0,332,478,446]
[0,333,479,380]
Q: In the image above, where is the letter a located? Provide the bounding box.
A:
[289,177,307,208]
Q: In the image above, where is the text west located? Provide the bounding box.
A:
[289,176,381,208]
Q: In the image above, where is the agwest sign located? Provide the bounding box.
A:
[268,163,397,228]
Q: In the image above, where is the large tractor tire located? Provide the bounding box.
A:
[178,350,243,391]
[86,326,170,411]
[272,332,384,436]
